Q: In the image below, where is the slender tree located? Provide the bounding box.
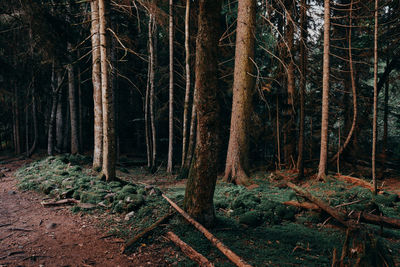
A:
[223,0,256,185]
[184,0,222,227]
[167,0,174,173]
[67,42,79,155]
[317,0,331,180]
[372,0,378,194]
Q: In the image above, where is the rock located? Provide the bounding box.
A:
[124,211,135,221]
[46,222,57,229]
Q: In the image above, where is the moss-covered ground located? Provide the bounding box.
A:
[15,156,400,266]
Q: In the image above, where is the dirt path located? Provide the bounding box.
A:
[0,159,172,267]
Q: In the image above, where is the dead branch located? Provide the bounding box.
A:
[283,200,320,210]
[334,174,375,192]
[41,198,80,206]
[166,231,214,267]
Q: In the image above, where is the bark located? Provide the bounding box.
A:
[183,0,221,227]
[27,84,38,157]
[149,14,157,168]
[91,0,103,170]
[13,85,20,155]
[25,91,29,156]
[55,83,64,153]
[317,0,331,180]
[99,0,116,181]
[48,64,59,156]
[330,0,357,163]
[297,0,307,178]
[181,0,191,168]
[372,0,378,194]
[78,50,83,151]
[167,0,174,173]
[223,0,256,185]
[145,44,151,168]
[183,88,197,171]
[67,42,79,155]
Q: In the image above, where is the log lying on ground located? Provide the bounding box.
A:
[166,231,214,267]
[122,212,174,253]
[41,198,80,206]
[162,194,252,267]
[287,182,400,229]
[283,200,320,210]
[335,174,375,192]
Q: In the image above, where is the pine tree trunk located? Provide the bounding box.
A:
[78,50,83,151]
[67,42,79,155]
[297,0,307,179]
[27,84,38,157]
[223,0,256,185]
[149,14,157,169]
[183,0,222,228]
[145,45,152,168]
[14,85,21,155]
[48,64,59,156]
[55,85,64,153]
[99,0,116,181]
[91,0,103,169]
[167,0,174,173]
[317,0,331,180]
[25,90,29,156]
[372,0,379,194]
[183,88,197,171]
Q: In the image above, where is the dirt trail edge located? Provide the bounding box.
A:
[0,159,169,267]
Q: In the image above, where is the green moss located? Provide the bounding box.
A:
[239,211,263,226]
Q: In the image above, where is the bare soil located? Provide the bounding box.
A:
[0,158,176,267]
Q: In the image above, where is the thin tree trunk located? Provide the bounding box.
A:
[330,0,357,163]
[167,0,174,173]
[372,0,379,194]
[297,0,307,178]
[55,85,64,153]
[91,0,103,170]
[223,0,256,185]
[183,88,197,171]
[14,85,20,155]
[99,0,116,181]
[317,0,331,180]
[181,0,191,169]
[149,15,157,169]
[78,50,83,151]
[276,94,281,170]
[382,59,389,163]
[67,42,79,155]
[145,43,152,168]
[27,83,38,157]
[25,90,29,156]
[48,64,59,156]
[183,0,222,227]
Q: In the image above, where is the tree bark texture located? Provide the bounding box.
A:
[67,42,79,155]
[149,14,157,168]
[317,0,331,180]
[183,0,222,227]
[27,83,38,157]
[48,63,59,156]
[99,0,116,181]
[223,0,256,185]
[372,0,378,194]
[55,82,64,153]
[91,0,103,170]
[167,0,174,173]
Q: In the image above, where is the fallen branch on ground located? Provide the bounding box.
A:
[122,212,174,253]
[166,231,214,267]
[162,194,252,267]
[41,198,80,206]
[283,200,320,210]
[335,174,375,192]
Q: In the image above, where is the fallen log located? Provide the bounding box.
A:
[349,211,400,229]
[166,231,214,267]
[162,194,252,267]
[122,212,174,253]
[41,198,80,206]
[283,200,320,210]
[335,174,375,192]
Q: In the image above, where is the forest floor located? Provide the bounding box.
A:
[1,152,400,266]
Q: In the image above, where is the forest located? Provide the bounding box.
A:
[0,0,400,266]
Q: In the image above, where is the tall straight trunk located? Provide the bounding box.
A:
[27,83,38,157]
[183,88,197,171]
[317,0,331,180]
[223,0,256,185]
[297,0,307,178]
[110,14,119,159]
[167,0,174,173]
[48,64,59,156]
[181,0,191,168]
[382,61,389,156]
[330,0,357,163]
[99,0,116,181]
[78,50,83,151]
[55,85,64,152]
[145,46,151,168]
[14,85,21,154]
[183,0,222,227]
[25,91,29,156]
[91,0,103,169]
[284,0,295,168]
[372,0,379,194]
[63,101,70,151]
[149,15,157,168]
[67,42,79,155]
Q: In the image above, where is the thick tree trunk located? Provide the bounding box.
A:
[183,0,222,227]
[317,0,331,180]
[297,0,307,179]
[372,0,378,194]
[167,0,174,173]
[91,0,103,170]
[99,0,116,181]
[67,42,79,155]
[223,0,256,185]
[181,0,191,169]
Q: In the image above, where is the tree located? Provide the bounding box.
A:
[67,42,79,155]
[223,0,256,185]
[99,0,116,181]
[183,0,222,227]
[167,0,174,173]
[91,0,103,170]
[317,0,331,180]
[372,0,378,194]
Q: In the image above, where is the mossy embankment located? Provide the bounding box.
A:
[15,156,400,266]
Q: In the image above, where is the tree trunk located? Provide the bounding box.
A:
[183,0,222,227]
[149,14,157,169]
[27,83,38,157]
[78,50,83,151]
[372,0,379,194]
[167,0,174,173]
[67,42,79,155]
[48,64,59,156]
[183,88,197,172]
[25,89,29,156]
[145,41,152,168]
[223,0,256,186]
[317,0,331,180]
[13,85,21,155]
[99,0,116,181]
[181,0,191,169]
[55,84,64,153]
[297,0,307,179]
[381,58,389,170]
[91,0,103,170]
